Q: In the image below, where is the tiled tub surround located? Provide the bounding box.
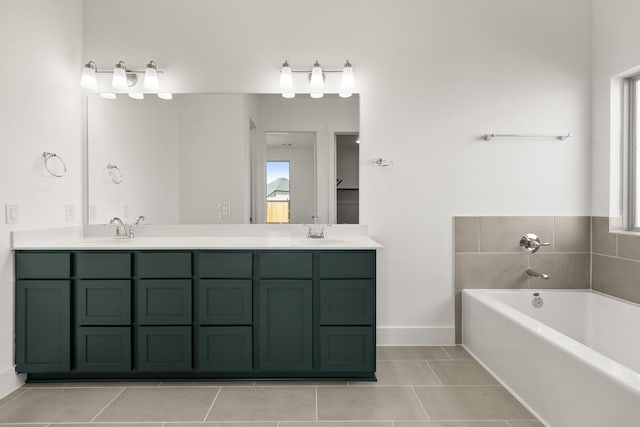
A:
[454,216,591,343]
[592,216,640,303]
[463,290,640,427]
[0,346,541,426]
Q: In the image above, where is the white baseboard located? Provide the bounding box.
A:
[377,327,455,346]
[0,366,25,400]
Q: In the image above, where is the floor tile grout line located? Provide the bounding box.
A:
[315,386,318,421]
[0,389,27,410]
[409,386,430,421]
[423,361,443,385]
[439,346,453,360]
[89,387,126,423]
[202,387,222,422]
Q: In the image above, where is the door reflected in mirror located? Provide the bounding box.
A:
[87,94,358,225]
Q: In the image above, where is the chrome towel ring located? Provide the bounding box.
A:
[107,164,123,184]
[43,152,67,177]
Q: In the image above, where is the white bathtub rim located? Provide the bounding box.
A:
[462,289,640,395]
[461,343,551,427]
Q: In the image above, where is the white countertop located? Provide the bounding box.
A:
[11,226,383,250]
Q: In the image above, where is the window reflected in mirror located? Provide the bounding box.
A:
[266,161,290,223]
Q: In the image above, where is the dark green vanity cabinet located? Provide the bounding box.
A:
[14,249,376,380]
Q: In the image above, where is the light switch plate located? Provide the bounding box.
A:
[89,204,97,221]
[218,201,231,220]
[5,204,19,225]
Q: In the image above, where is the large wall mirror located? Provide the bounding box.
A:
[87,93,359,225]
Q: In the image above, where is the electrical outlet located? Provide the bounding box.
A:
[89,205,97,221]
[218,201,231,220]
[5,204,19,225]
[65,204,75,222]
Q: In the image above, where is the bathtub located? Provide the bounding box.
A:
[462,289,640,427]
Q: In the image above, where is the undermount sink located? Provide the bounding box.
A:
[291,238,345,246]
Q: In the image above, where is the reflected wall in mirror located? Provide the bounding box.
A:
[87,94,358,225]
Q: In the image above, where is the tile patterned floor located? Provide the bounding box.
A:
[0,347,542,427]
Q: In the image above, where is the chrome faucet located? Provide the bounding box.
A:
[526,268,549,280]
[306,215,326,239]
[134,215,147,225]
[110,217,133,239]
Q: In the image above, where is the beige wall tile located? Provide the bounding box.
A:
[554,216,590,252]
[592,216,616,256]
[454,291,462,344]
[455,254,528,289]
[592,255,640,304]
[455,217,479,252]
[618,234,640,260]
[528,253,590,289]
[479,217,553,253]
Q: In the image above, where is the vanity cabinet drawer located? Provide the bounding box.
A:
[198,326,252,372]
[320,326,374,372]
[137,252,191,278]
[137,326,192,372]
[199,252,253,278]
[320,280,374,325]
[319,252,375,279]
[198,280,252,325]
[76,327,131,372]
[76,253,131,278]
[137,280,192,325]
[16,252,70,279]
[258,252,312,278]
[76,280,131,325]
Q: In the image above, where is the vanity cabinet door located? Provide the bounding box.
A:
[319,251,375,279]
[15,280,70,373]
[258,280,312,371]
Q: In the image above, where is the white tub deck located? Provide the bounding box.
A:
[463,289,640,427]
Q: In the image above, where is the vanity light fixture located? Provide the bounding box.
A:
[339,60,354,98]
[144,60,159,90]
[80,60,170,99]
[112,61,129,90]
[278,59,354,99]
[80,61,98,90]
[309,60,324,99]
[279,60,295,99]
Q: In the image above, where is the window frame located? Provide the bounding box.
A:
[628,74,640,231]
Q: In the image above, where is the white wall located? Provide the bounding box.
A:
[88,96,180,224]
[591,0,640,217]
[83,0,592,345]
[0,0,83,396]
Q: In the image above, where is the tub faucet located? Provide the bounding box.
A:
[110,217,133,239]
[526,268,549,280]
